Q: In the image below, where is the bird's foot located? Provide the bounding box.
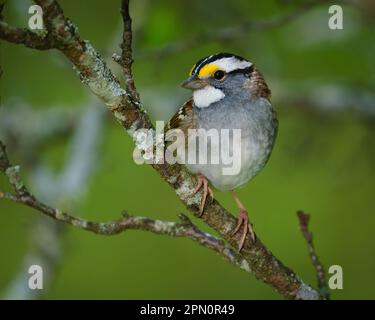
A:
[231,209,255,251]
[191,174,213,216]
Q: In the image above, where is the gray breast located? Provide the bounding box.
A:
[186,94,277,191]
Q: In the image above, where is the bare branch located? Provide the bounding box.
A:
[118,0,139,103]
[0,20,55,50]
[0,141,245,272]
[0,0,322,299]
[297,210,330,300]
[0,142,27,195]
[32,0,150,132]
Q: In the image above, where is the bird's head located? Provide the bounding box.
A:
[181,53,255,108]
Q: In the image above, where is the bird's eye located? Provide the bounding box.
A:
[213,70,225,81]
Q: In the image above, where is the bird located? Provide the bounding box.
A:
[165,53,278,250]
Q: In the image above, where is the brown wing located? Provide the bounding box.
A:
[248,66,271,101]
[164,98,196,141]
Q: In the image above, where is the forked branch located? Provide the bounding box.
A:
[297,211,330,299]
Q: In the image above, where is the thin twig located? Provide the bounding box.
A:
[0,20,55,50]
[118,0,139,103]
[297,210,330,300]
[0,140,244,271]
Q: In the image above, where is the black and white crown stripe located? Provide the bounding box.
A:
[191,53,253,76]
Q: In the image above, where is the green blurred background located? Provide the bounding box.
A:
[1,0,375,299]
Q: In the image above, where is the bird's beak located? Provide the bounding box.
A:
[181,75,208,90]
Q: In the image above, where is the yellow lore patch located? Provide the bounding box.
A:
[198,64,219,78]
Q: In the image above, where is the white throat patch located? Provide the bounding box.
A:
[193,86,225,108]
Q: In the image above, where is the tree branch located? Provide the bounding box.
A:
[118,0,139,103]
[0,0,322,299]
[0,141,245,272]
[0,20,55,50]
[297,211,330,300]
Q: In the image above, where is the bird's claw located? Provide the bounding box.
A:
[191,174,213,216]
[231,209,255,251]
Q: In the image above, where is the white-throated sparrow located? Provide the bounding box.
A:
[165,53,278,250]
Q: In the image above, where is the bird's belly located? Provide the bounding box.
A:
[185,134,270,191]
